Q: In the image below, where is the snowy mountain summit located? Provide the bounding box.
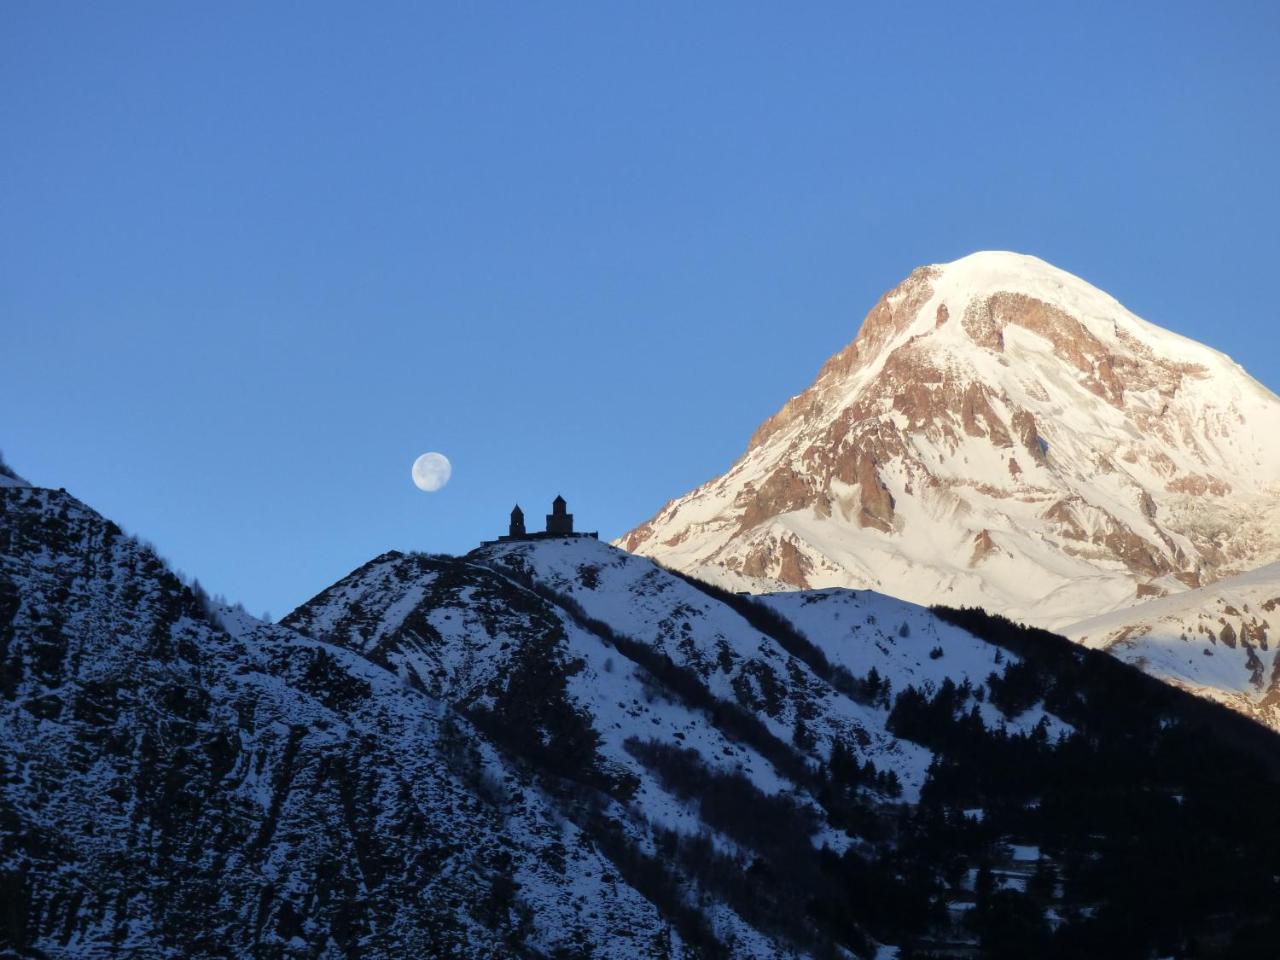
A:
[621,252,1280,629]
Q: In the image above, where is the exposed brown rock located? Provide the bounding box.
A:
[1138,491,1157,521]
[976,293,1125,406]
[1011,410,1046,464]
[1167,474,1231,497]
[620,518,658,552]
[1242,619,1269,650]
[842,449,895,532]
[893,380,942,431]
[1220,621,1238,649]
[736,535,814,588]
[961,297,1006,351]
[777,538,813,588]
[970,530,998,566]
[747,266,939,452]
[955,292,1216,415]
[737,466,813,532]
[1042,496,1176,580]
[1096,520,1171,579]
[1148,451,1177,477]
[1136,583,1167,599]
[1043,499,1088,541]
[740,544,771,579]
[1261,662,1280,710]
[1245,644,1265,686]
[935,303,950,327]
[961,383,1012,445]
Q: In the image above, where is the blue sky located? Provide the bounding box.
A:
[3,2,1278,618]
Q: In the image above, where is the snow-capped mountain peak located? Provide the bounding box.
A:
[620,251,1280,629]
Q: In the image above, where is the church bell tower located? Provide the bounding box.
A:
[545,495,574,535]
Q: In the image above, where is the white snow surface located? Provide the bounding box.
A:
[475,537,1071,801]
[1065,561,1280,729]
[620,251,1280,632]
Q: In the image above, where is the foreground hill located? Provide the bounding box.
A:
[5,470,1280,956]
[620,251,1280,630]
[0,485,689,958]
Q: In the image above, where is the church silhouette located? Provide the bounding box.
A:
[487,495,598,544]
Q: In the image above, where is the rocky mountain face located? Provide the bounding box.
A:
[620,252,1280,631]
[7,471,1280,957]
[1065,562,1280,730]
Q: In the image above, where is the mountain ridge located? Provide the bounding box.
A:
[1064,560,1280,729]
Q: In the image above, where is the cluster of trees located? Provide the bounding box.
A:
[623,736,860,959]
[826,738,902,797]
[625,738,818,865]
[848,665,894,708]
[629,604,1280,956]
[860,608,1280,956]
[468,633,630,799]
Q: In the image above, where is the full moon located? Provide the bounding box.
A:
[411,452,452,492]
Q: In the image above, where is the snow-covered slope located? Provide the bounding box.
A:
[8,477,1063,957]
[468,538,1068,802]
[1065,562,1280,729]
[620,252,1280,630]
[8,470,1280,956]
[0,487,691,958]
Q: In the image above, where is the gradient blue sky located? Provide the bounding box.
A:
[3,2,1278,618]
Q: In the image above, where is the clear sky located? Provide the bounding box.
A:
[3,2,1278,618]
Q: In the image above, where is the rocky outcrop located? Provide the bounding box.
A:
[747,266,939,452]
[1168,474,1232,497]
[970,529,998,566]
[737,465,816,532]
[1010,409,1047,464]
[777,536,814,588]
[961,383,1012,445]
